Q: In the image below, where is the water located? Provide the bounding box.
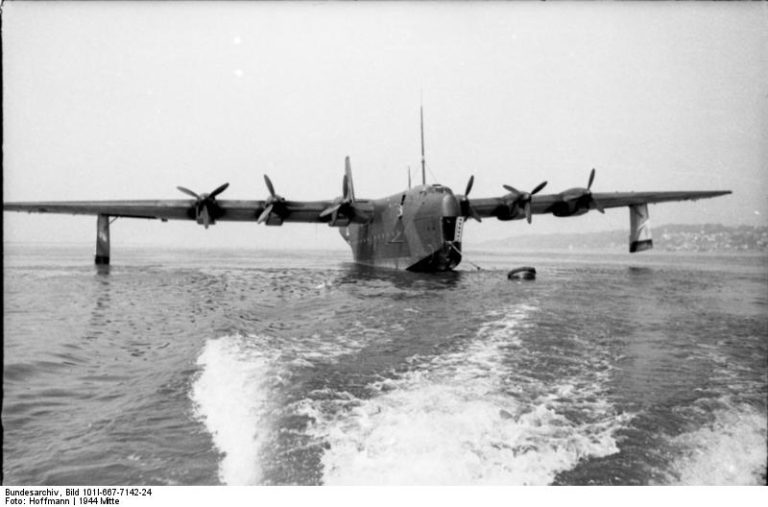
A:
[3,244,766,485]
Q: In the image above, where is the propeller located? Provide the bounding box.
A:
[578,168,604,213]
[502,180,548,223]
[459,175,482,222]
[177,182,229,228]
[588,168,604,212]
[320,175,356,226]
[257,175,286,224]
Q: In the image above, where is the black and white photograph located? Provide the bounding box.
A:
[3,0,766,492]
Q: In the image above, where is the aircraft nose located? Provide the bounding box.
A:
[441,193,461,218]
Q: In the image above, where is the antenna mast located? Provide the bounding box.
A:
[420,104,426,186]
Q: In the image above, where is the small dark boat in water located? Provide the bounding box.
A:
[507,266,536,280]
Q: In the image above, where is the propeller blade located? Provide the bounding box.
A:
[588,168,595,190]
[209,182,230,199]
[177,186,200,199]
[468,205,482,223]
[323,173,357,225]
[264,175,276,197]
[178,184,225,227]
[458,176,481,222]
[201,206,211,229]
[465,175,475,196]
[531,181,548,195]
[320,203,341,219]
[593,199,605,214]
[257,203,273,224]
[501,181,547,223]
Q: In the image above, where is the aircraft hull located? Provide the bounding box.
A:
[341,186,464,272]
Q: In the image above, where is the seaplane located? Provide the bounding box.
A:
[3,108,731,272]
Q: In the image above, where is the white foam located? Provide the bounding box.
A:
[664,402,767,485]
[303,304,629,485]
[190,335,277,485]
[190,328,383,484]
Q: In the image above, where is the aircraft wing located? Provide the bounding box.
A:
[2,199,372,224]
[581,190,733,210]
[4,158,374,226]
[468,190,731,221]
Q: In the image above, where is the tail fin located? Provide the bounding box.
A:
[344,156,356,201]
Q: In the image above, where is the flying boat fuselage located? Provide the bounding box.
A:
[340,184,463,271]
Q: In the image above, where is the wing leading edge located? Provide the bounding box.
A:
[585,190,732,209]
[2,199,373,224]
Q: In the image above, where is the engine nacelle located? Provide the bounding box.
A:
[552,205,589,217]
[263,214,284,226]
[327,216,351,227]
[551,191,591,217]
[629,203,653,252]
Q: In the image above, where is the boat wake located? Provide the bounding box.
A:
[298,304,631,485]
[660,399,767,485]
[189,335,278,485]
[189,324,383,485]
[190,301,763,485]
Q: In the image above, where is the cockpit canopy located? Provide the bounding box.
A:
[425,184,454,195]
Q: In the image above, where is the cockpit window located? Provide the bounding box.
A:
[429,184,452,194]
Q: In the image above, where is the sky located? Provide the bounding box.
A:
[3,1,767,251]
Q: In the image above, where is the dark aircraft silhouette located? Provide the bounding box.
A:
[3,110,731,271]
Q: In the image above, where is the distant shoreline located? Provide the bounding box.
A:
[477,224,768,253]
